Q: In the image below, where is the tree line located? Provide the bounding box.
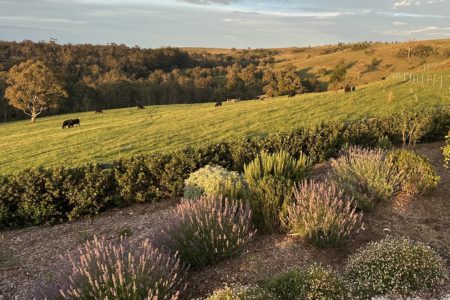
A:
[0,40,321,122]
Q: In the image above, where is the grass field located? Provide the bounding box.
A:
[1,74,450,174]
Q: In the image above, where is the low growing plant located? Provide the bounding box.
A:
[386,149,440,195]
[184,165,248,200]
[344,236,448,299]
[244,151,310,232]
[264,264,347,300]
[152,196,255,269]
[58,236,186,299]
[330,146,401,211]
[283,180,362,247]
[207,285,274,300]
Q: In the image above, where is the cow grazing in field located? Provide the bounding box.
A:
[381,77,386,80]
[256,95,267,101]
[288,91,296,98]
[215,101,222,107]
[137,105,145,109]
[95,110,103,114]
[344,84,356,93]
[62,118,81,129]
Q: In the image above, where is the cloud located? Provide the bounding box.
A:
[392,0,421,9]
[393,21,407,26]
[376,25,450,36]
[179,0,240,4]
[0,16,86,24]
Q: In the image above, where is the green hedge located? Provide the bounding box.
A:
[1,108,449,229]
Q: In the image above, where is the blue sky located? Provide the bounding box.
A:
[0,0,449,48]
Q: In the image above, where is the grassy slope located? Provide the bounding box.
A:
[1,73,450,174]
[185,39,450,85]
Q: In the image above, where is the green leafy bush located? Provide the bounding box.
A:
[153,196,255,269]
[283,180,362,247]
[207,285,274,300]
[344,236,447,299]
[244,151,310,232]
[386,149,440,195]
[330,146,401,211]
[57,236,186,299]
[265,264,347,300]
[184,165,248,199]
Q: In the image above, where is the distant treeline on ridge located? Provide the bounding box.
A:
[0,40,321,122]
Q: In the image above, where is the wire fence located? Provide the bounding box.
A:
[389,71,450,91]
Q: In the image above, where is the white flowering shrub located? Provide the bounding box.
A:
[344,236,447,299]
[207,285,274,300]
[184,165,248,200]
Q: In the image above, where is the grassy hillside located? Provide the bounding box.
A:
[1,72,450,174]
[185,39,450,86]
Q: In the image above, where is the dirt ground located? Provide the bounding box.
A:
[1,142,449,299]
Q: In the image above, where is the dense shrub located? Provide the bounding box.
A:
[244,151,310,232]
[184,165,248,199]
[56,236,186,299]
[330,147,401,211]
[207,285,274,300]
[344,236,447,299]
[283,180,362,247]
[386,149,440,195]
[152,196,255,269]
[264,264,347,300]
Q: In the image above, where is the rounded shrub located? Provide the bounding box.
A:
[386,149,440,195]
[183,165,248,200]
[330,146,401,211]
[264,264,347,300]
[344,236,448,299]
[283,180,362,247]
[207,285,274,300]
[153,195,255,269]
[244,151,310,233]
[58,236,186,299]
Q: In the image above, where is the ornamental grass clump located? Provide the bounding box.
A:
[283,180,362,247]
[58,236,186,299]
[153,195,255,269]
[344,236,448,299]
[330,146,401,211]
[386,149,440,195]
[183,165,248,200]
[244,151,310,232]
[207,285,274,300]
[264,264,347,300]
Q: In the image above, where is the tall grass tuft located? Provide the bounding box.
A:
[152,195,255,269]
[244,151,310,184]
[244,151,310,232]
[59,236,186,299]
[283,180,362,247]
[330,146,401,211]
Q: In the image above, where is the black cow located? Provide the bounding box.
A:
[95,110,103,114]
[137,105,145,109]
[351,86,356,92]
[288,91,296,98]
[62,118,80,129]
[381,77,386,80]
[215,101,222,107]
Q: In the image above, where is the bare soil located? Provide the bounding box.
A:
[1,142,449,299]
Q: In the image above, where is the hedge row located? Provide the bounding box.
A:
[1,108,449,229]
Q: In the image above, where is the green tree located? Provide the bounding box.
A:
[329,60,348,92]
[5,60,67,122]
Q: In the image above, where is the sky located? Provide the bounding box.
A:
[0,0,449,48]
